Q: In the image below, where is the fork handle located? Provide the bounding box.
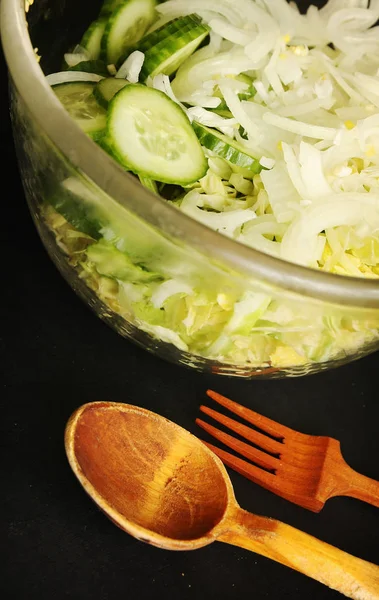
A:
[218,508,379,599]
[331,460,379,508]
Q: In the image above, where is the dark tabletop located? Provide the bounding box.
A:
[1,45,378,600]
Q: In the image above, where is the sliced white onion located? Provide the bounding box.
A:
[208,18,252,46]
[187,106,237,135]
[64,53,89,67]
[298,141,333,199]
[152,74,188,113]
[260,161,302,223]
[263,111,338,140]
[180,189,256,236]
[46,71,104,86]
[116,51,145,83]
[156,0,243,27]
[259,156,275,169]
[281,197,379,267]
[218,80,260,139]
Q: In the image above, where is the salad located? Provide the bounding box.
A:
[42,0,379,370]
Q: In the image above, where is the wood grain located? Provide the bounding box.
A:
[197,390,379,511]
[65,402,379,599]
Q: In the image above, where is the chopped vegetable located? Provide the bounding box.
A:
[93,77,130,107]
[67,59,110,76]
[105,84,208,183]
[80,18,108,60]
[129,14,210,80]
[192,121,261,174]
[51,81,107,136]
[43,0,379,370]
[101,0,157,65]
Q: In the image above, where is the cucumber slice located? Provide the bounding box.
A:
[46,176,163,264]
[106,84,207,184]
[101,0,157,66]
[80,18,107,60]
[100,0,124,16]
[94,77,130,108]
[130,14,210,81]
[48,187,102,240]
[68,60,110,77]
[52,81,107,136]
[192,121,262,174]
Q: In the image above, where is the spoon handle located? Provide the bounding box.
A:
[218,508,379,599]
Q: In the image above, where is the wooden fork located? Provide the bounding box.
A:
[196,389,379,512]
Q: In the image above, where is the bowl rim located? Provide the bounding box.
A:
[2,0,379,309]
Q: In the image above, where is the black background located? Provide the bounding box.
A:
[2,15,379,600]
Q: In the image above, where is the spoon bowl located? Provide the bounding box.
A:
[65,401,232,549]
[65,402,379,599]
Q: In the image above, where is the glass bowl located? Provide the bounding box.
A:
[2,0,379,378]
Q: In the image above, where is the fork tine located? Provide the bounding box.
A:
[199,406,283,455]
[196,418,279,471]
[202,440,276,489]
[206,389,293,439]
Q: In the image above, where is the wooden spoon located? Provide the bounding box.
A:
[65,402,379,599]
